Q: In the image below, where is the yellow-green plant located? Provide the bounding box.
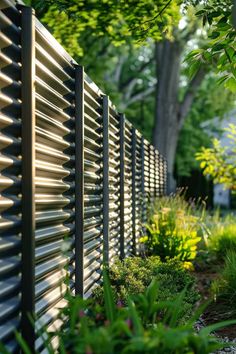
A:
[196,123,236,191]
[208,223,236,259]
[141,194,202,267]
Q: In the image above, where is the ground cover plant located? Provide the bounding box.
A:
[93,256,199,323]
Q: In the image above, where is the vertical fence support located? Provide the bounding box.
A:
[119,114,125,259]
[154,150,158,198]
[148,145,151,204]
[131,128,136,255]
[141,137,145,224]
[19,5,36,351]
[164,158,168,196]
[75,65,84,296]
[102,96,110,265]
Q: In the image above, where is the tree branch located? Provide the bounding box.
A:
[113,55,126,84]
[122,85,155,109]
[124,77,139,101]
[178,67,206,127]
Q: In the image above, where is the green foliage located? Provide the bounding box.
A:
[141,194,202,265]
[186,0,236,92]
[196,123,236,191]
[208,222,236,259]
[93,256,199,323]
[13,275,236,354]
[176,76,235,178]
[212,251,236,305]
[31,0,180,51]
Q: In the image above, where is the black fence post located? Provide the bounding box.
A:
[148,144,151,203]
[19,4,36,351]
[102,96,110,265]
[131,128,136,255]
[164,159,168,195]
[74,65,84,297]
[154,150,158,198]
[119,114,125,259]
[141,137,145,224]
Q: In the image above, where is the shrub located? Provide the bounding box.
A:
[212,251,236,305]
[93,256,199,323]
[208,223,236,259]
[140,194,202,264]
[12,273,236,354]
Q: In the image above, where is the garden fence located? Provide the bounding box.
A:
[0,0,167,352]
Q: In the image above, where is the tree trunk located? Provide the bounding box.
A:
[153,39,182,193]
[152,39,206,193]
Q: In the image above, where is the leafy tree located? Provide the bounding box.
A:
[196,124,236,191]
[26,0,235,192]
[28,0,180,51]
[176,76,235,177]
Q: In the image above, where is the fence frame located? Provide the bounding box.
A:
[0,2,167,351]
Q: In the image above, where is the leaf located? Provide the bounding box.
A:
[225,77,236,93]
[209,31,220,39]
[127,298,144,336]
[200,319,236,336]
[103,268,116,324]
[15,332,32,354]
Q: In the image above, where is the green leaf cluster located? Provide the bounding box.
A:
[11,272,236,354]
[141,194,202,265]
[196,123,236,191]
[30,0,181,58]
[208,222,236,259]
[176,76,235,178]
[93,256,199,323]
[185,0,236,92]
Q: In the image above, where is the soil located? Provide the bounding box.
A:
[193,262,236,340]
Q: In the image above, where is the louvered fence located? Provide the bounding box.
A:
[0,1,167,352]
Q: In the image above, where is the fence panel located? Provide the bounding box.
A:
[0,3,22,352]
[83,79,103,297]
[0,1,167,351]
[34,16,76,351]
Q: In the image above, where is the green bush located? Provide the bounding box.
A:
[140,194,202,265]
[208,223,236,259]
[12,273,236,354]
[212,251,236,305]
[93,256,199,323]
